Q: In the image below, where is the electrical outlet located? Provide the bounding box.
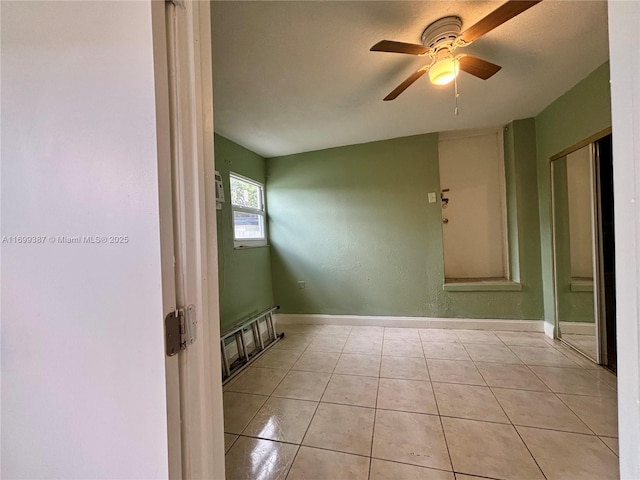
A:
[297,281,306,289]
[428,192,437,203]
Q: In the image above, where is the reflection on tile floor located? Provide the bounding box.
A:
[562,332,598,360]
[224,325,619,480]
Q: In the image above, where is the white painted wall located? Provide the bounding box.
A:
[608,1,640,478]
[439,128,507,279]
[1,2,169,478]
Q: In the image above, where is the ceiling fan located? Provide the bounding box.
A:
[371,1,542,101]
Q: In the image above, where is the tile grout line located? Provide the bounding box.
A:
[489,342,605,438]
[504,341,586,369]
[523,361,612,398]
[225,433,239,454]
[284,325,353,478]
[366,328,384,480]
[281,326,329,479]
[223,329,288,476]
[438,330,495,476]
[429,333,456,476]
[234,436,467,475]
[552,391,602,437]
[460,332,549,480]
[508,420,549,480]
[374,328,459,476]
[230,331,312,439]
[597,435,620,457]
[282,325,342,479]
[228,325,618,478]
[389,329,613,446]
[227,325,321,478]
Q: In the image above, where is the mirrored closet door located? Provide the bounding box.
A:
[551,134,616,371]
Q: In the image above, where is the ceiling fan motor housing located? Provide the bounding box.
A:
[421,16,463,52]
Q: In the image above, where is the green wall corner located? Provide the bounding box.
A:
[214,134,274,332]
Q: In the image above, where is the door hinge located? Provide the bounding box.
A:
[165,304,197,356]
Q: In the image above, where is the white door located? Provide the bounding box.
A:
[438,129,508,280]
[155,1,225,478]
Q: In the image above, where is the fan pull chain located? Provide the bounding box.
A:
[453,67,460,116]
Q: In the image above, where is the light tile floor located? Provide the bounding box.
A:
[224,324,619,480]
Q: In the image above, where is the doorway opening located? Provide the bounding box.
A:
[550,132,616,372]
[595,134,617,372]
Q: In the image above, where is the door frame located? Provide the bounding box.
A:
[152,1,225,478]
[549,136,608,364]
[608,2,640,477]
[150,2,640,478]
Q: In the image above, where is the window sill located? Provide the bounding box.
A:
[443,280,522,292]
[234,243,269,250]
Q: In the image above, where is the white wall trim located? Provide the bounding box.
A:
[275,314,544,332]
[543,321,555,339]
[608,2,640,477]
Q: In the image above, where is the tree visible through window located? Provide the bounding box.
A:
[230,173,267,247]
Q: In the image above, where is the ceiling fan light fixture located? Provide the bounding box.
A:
[429,57,459,85]
[372,0,541,100]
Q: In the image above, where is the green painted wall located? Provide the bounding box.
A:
[267,126,544,319]
[214,134,274,332]
[535,62,611,327]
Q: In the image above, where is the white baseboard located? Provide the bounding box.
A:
[275,314,544,332]
[544,321,555,339]
[559,321,597,335]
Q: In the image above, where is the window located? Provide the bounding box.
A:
[230,173,267,248]
[438,128,509,282]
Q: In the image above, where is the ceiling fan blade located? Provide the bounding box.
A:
[459,55,502,80]
[383,66,429,101]
[460,0,542,43]
[371,40,429,55]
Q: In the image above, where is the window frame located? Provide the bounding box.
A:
[229,172,267,249]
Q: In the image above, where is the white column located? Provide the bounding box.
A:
[608,1,640,478]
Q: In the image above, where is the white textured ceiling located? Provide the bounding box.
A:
[211,1,609,158]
